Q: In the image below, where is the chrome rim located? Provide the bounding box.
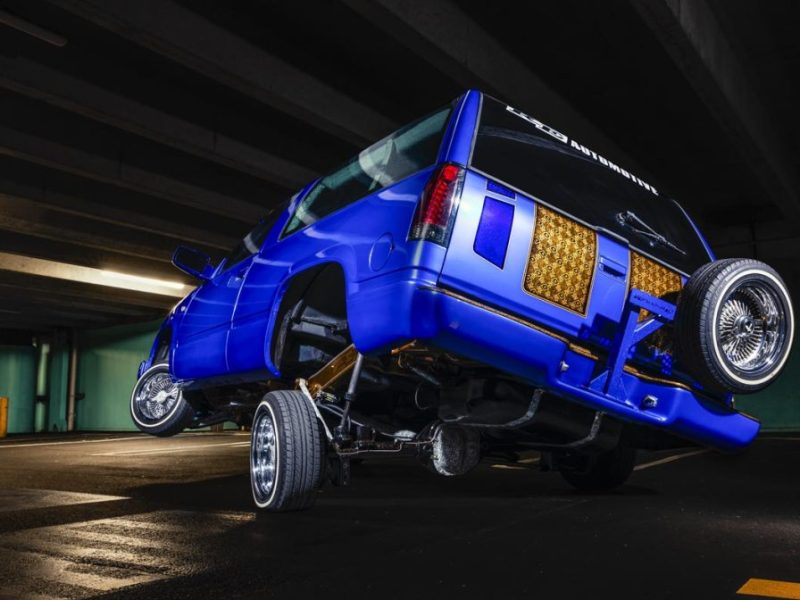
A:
[251,408,277,503]
[134,370,181,422]
[717,281,787,377]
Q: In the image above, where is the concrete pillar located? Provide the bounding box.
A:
[66,329,78,432]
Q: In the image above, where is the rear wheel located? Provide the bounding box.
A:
[559,444,636,491]
[420,423,481,477]
[250,390,326,512]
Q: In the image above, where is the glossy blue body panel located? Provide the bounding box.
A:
[473,197,514,268]
[144,89,759,451]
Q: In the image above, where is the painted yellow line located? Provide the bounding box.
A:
[0,432,247,449]
[91,441,251,456]
[633,449,708,471]
[738,578,800,599]
[0,436,148,449]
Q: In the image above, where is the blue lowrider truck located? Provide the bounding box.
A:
[132,91,794,511]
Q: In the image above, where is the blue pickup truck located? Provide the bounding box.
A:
[132,90,794,511]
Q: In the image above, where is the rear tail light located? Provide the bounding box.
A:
[410,163,464,246]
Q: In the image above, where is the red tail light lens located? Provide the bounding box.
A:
[410,163,464,246]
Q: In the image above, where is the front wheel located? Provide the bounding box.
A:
[130,363,194,437]
[250,390,326,512]
[559,444,636,491]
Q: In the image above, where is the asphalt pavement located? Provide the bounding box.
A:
[0,431,798,599]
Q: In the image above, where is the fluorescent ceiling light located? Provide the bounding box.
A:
[100,270,185,291]
[0,252,187,297]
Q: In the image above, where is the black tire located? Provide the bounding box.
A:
[676,258,794,394]
[130,363,194,437]
[420,423,481,477]
[559,444,636,491]
[250,390,326,512]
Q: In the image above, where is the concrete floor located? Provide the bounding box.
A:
[0,432,798,599]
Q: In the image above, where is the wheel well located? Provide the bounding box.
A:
[154,328,172,363]
[271,263,350,378]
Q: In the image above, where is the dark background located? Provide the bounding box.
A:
[1,5,800,599]
[1,0,799,330]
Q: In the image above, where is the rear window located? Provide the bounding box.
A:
[471,96,710,274]
[282,105,453,237]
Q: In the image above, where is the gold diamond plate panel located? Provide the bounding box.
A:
[523,205,596,314]
[629,253,682,319]
[629,252,683,352]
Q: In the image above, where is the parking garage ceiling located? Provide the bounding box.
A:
[0,0,798,334]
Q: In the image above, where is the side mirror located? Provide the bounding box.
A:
[172,246,214,280]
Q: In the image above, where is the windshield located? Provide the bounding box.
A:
[471,96,710,274]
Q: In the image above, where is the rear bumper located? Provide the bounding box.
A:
[348,273,759,452]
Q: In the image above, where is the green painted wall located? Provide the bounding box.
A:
[0,345,36,433]
[74,320,237,432]
[75,320,160,432]
[737,337,800,432]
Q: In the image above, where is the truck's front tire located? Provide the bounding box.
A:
[250,390,326,512]
[130,363,194,437]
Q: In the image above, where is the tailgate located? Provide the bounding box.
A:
[440,169,643,342]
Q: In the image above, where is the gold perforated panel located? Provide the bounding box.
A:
[629,252,682,319]
[523,205,596,315]
[629,252,683,352]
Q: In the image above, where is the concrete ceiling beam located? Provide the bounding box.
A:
[0,124,263,223]
[49,0,397,146]
[0,56,317,189]
[630,0,800,221]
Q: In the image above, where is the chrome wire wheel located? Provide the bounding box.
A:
[677,259,793,394]
[130,363,193,436]
[134,369,181,422]
[716,281,788,379]
[251,406,278,506]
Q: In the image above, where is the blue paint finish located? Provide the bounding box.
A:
[228,167,442,378]
[675,200,717,262]
[440,170,633,340]
[368,233,394,272]
[473,197,514,268]
[486,179,515,198]
[426,288,758,451]
[444,90,481,167]
[140,90,758,452]
[598,289,677,398]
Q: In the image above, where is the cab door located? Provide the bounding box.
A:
[172,259,253,379]
[173,212,282,380]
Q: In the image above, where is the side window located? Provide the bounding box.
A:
[220,201,287,272]
[282,105,452,238]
